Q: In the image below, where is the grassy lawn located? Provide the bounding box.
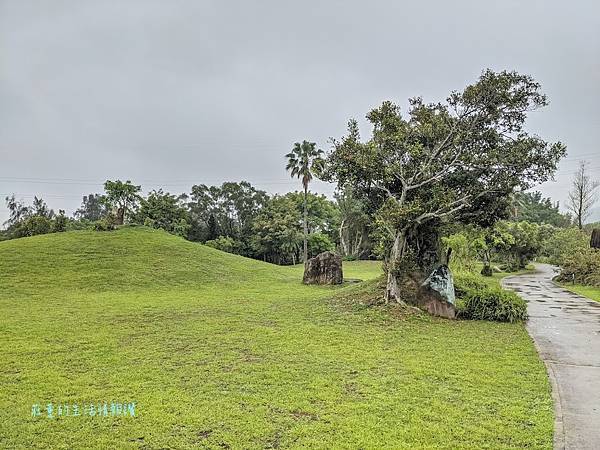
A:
[559,283,600,302]
[462,263,536,290]
[0,228,553,449]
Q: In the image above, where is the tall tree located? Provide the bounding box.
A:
[322,70,565,302]
[285,140,324,264]
[187,181,268,247]
[4,195,31,228]
[510,191,571,227]
[32,196,54,219]
[75,194,107,221]
[567,161,599,230]
[335,187,371,258]
[103,180,141,225]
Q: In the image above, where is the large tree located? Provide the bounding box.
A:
[567,161,599,230]
[335,187,372,259]
[103,180,141,225]
[322,70,565,302]
[285,140,325,265]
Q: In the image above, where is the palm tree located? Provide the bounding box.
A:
[285,140,324,265]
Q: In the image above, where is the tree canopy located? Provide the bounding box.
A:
[322,70,566,301]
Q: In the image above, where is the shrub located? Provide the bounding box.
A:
[53,210,68,232]
[557,248,600,287]
[457,287,528,323]
[454,272,489,298]
[205,236,239,254]
[542,227,589,266]
[14,216,52,238]
[94,214,117,231]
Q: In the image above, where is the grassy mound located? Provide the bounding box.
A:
[0,229,552,449]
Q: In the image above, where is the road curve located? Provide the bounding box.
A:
[502,263,600,450]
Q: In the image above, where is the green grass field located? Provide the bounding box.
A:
[0,228,553,449]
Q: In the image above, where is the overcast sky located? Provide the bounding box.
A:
[1,0,599,225]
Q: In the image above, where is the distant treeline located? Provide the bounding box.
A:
[0,183,585,266]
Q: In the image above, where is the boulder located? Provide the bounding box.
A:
[591,229,600,249]
[416,264,456,319]
[303,251,343,285]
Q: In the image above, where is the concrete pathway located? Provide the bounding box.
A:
[503,264,600,450]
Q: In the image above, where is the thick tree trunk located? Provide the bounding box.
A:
[116,207,125,225]
[303,186,308,265]
[339,219,348,256]
[385,231,406,302]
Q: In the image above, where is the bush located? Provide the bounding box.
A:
[557,248,600,287]
[205,236,239,254]
[53,211,68,232]
[457,286,528,323]
[94,214,117,231]
[543,227,589,266]
[454,273,489,298]
[14,216,52,238]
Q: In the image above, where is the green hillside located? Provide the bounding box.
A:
[0,228,552,449]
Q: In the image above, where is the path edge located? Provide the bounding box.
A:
[502,274,565,450]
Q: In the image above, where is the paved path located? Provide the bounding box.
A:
[503,264,600,450]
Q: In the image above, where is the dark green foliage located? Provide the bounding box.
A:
[3,195,62,239]
[543,227,589,265]
[93,213,117,231]
[284,191,339,240]
[75,194,107,221]
[13,215,52,238]
[205,236,239,254]
[134,190,189,236]
[187,181,268,247]
[103,180,141,225]
[321,70,566,301]
[510,191,571,227]
[494,221,552,270]
[252,195,302,264]
[457,286,528,323]
[31,196,54,219]
[53,210,68,232]
[557,248,600,287]
[307,232,335,256]
[4,195,30,228]
[454,273,489,298]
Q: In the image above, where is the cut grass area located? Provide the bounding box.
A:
[558,283,600,302]
[0,228,553,449]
